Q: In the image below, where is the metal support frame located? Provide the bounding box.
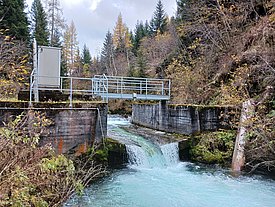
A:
[29,39,39,107]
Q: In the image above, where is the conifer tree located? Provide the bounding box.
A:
[144,20,150,36]
[113,13,127,52]
[135,51,147,78]
[133,21,146,55]
[82,44,92,65]
[176,0,192,22]
[81,44,91,77]
[46,0,64,46]
[0,0,30,41]
[63,21,79,76]
[150,0,168,35]
[31,0,49,45]
[101,30,115,75]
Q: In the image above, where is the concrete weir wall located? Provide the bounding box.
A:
[132,101,230,135]
[0,102,107,154]
[39,107,107,154]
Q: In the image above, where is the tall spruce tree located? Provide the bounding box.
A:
[101,30,115,75]
[176,0,192,22]
[82,44,91,65]
[149,0,168,35]
[133,21,145,55]
[0,0,29,41]
[31,0,49,45]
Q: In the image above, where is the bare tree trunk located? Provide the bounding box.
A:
[126,49,130,70]
[50,0,55,46]
[232,99,255,172]
[111,48,117,76]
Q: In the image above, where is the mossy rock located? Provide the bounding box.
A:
[189,130,236,165]
[94,138,128,168]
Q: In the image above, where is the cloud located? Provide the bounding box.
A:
[90,0,102,11]
[61,0,85,7]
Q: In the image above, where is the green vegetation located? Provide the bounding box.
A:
[94,138,127,166]
[0,112,105,206]
[0,1,274,201]
[30,0,49,45]
[189,130,236,165]
[0,0,29,41]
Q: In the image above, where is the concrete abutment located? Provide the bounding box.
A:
[0,102,108,154]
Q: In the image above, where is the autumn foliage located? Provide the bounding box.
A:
[0,31,30,99]
[0,112,105,206]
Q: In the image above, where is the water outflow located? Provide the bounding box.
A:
[127,142,179,168]
[108,115,179,168]
[107,116,179,168]
[65,115,275,207]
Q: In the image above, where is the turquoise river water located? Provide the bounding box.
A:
[65,116,275,207]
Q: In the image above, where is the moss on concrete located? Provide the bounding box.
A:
[94,138,127,168]
[189,130,236,165]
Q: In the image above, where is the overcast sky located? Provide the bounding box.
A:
[26,0,177,57]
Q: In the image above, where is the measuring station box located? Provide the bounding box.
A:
[37,46,61,88]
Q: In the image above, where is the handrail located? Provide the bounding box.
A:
[102,74,109,102]
[29,73,170,106]
[94,74,169,82]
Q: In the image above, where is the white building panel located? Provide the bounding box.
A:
[37,46,61,87]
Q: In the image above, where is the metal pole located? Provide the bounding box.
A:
[117,79,119,93]
[162,81,164,95]
[146,78,148,97]
[60,77,63,92]
[121,77,123,96]
[69,77,73,108]
[91,78,93,94]
[29,72,33,107]
[33,39,39,102]
[168,80,171,97]
[106,77,109,102]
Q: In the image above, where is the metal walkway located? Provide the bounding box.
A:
[92,75,170,102]
[30,74,170,106]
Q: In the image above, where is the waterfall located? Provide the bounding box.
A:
[126,145,149,167]
[161,143,179,166]
[126,142,179,168]
[107,115,180,169]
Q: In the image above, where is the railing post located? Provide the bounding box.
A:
[117,79,119,93]
[121,77,123,95]
[91,78,94,94]
[168,79,171,97]
[96,79,98,94]
[106,77,109,102]
[29,73,33,107]
[60,77,63,92]
[69,77,73,108]
[140,81,142,94]
[33,39,39,102]
[145,78,148,98]
[162,81,164,95]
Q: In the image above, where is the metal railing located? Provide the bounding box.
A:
[93,75,171,101]
[29,73,171,106]
[29,73,95,107]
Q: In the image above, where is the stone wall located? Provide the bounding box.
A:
[0,102,107,154]
[132,101,231,135]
